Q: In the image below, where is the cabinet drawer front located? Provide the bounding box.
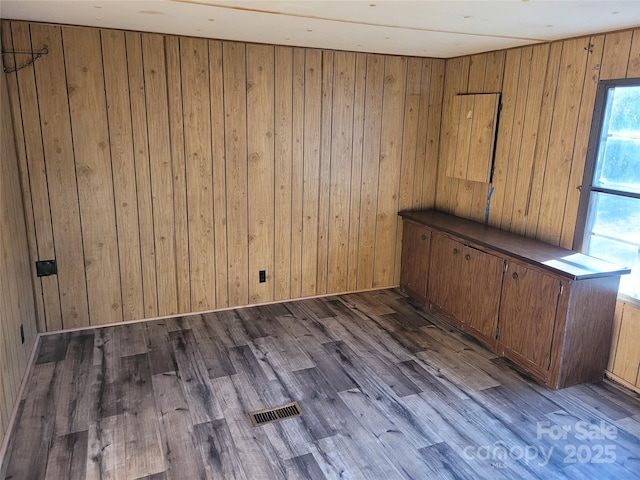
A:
[499,263,560,372]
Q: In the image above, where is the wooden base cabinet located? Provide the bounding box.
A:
[428,233,504,347]
[497,261,562,380]
[399,210,630,389]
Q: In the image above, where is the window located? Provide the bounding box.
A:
[576,78,640,303]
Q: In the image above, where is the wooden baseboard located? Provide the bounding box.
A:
[605,371,640,395]
[0,333,42,472]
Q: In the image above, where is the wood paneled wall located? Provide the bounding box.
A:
[434,28,640,391]
[609,301,640,392]
[0,67,38,449]
[2,18,638,391]
[1,20,444,331]
[436,28,640,248]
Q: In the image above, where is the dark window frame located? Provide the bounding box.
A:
[574,77,640,306]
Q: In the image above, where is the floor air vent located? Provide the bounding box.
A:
[249,401,303,427]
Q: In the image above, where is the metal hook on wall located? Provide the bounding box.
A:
[1,47,49,73]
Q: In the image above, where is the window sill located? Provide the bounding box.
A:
[617,292,640,310]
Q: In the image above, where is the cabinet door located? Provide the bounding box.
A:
[400,222,431,298]
[498,262,561,372]
[428,233,464,319]
[461,245,504,340]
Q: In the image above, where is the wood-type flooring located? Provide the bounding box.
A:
[2,289,639,479]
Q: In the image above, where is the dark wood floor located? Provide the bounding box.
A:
[2,289,639,479]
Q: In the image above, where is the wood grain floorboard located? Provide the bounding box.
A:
[55,334,94,435]
[145,321,176,375]
[120,354,164,479]
[4,363,61,479]
[283,453,327,480]
[169,330,224,423]
[187,315,236,378]
[45,431,89,480]
[36,333,70,364]
[3,289,640,479]
[86,414,126,480]
[152,371,208,479]
[193,420,248,480]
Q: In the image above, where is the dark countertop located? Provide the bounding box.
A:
[399,210,631,280]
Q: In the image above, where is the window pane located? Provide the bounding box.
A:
[593,85,640,194]
[593,138,640,193]
[584,192,640,299]
[607,86,640,134]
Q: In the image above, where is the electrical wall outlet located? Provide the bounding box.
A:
[259,270,266,283]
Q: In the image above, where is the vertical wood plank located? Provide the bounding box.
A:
[451,55,479,219]
[141,33,179,316]
[487,48,521,228]
[181,36,215,312]
[612,305,640,385]
[421,59,445,209]
[126,31,158,318]
[483,50,506,92]
[246,44,275,304]
[525,41,563,239]
[395,57,423,285]
[508,44,550,236]
[347,52,367,291]
[63,26,122,325]
[101,29,145,322]
[290,48,305,298]
[599,30,633,80]
[535,37,589,245]
[451,95,473,179]
[8,22,62,331]
[499,47,533,230]
[466,53,487,92]
[30,23,89,329]
[496,45,549,234]
[274,46,293,301]
[560,35,605,249]
[301,49,322,297]
[328,51,356,293]
[469,50,504,222]
[356,54,384,289]
[316,50,334,295]
[223,41,249,306]
[209,40,229,308]
[374,56,407,287]
[165,35,192,313]
[626,29,640,77]
[434,57,465,213]
[413,59,431,208]
[607,302,625,372]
